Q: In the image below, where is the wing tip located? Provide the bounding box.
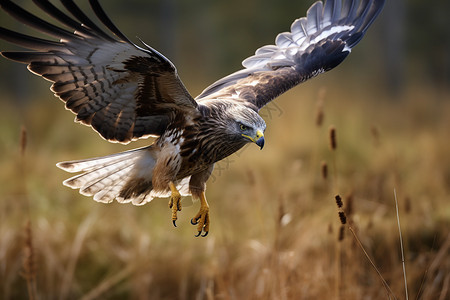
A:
[61,175,84,189]
[57,161,78,172]
[1,51,24,63]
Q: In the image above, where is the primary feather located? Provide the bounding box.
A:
[196,0,385,111]
[0,0,196,144]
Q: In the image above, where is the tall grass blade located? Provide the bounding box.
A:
[394,189,409,300]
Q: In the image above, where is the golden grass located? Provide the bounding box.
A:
[0,80,449,299]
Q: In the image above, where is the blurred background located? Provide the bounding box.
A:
[0,0,449,299]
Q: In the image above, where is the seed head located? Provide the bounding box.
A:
[335,195,343,208]
[329,126,337,150]
[338,211,347,225]
[321,161,328,180]
[20,126,27,157]
[315,103,324,127]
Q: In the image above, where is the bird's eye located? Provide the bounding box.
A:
[240,124,248,131]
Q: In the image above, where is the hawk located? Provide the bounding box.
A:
[0,0,385,237]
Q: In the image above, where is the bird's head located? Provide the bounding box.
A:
[225,105,266,150]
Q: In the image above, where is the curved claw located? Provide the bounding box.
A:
[172,220,177,227]
[192,192,210,237]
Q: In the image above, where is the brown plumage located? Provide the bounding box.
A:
[0,0,385,236]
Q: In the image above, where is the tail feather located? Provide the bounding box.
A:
[62,158,136,190]
[92,166,133,203]
[56,147,145,173]
[81,163,135,200]
[57,146,194,205]
[57,146,154,204]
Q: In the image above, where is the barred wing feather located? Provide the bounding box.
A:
[0,0,197,144]
[196,0,385,110]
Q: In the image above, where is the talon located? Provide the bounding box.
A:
[168,181,182,228]
[191,191,210,237]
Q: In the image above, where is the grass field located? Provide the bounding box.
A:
[0,78,449,299]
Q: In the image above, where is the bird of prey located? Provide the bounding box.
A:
[0,0,385,237]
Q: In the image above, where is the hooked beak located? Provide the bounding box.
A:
[242,130,265,150]
[255,135,265,150]
[254,130,265,150]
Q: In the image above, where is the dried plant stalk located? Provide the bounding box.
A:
[20,125,27,157]
[22,220,37,300]
[315,88,326,127]
[348,226,397,299]
[394,189,409,300]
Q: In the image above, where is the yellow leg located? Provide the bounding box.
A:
[168,181,181,227]
[190,191,210,237]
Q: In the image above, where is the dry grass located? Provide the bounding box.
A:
[0,80,449,299]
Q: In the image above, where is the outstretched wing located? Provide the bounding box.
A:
[196,0,385,110]
[0,0,197,144]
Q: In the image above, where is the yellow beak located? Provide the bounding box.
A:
[242,130,265,150]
